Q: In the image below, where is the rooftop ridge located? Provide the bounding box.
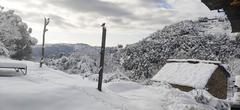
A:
[167,59,222,65]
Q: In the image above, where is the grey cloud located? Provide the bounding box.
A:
[5,0,29,2]
[49,0,133,17]
[139,0,172,9]
[6,0,49,9]
[47,14,79,28]
[10,0,176,30]
[109,18,129,25]
[14,10,43,23]
[15,11,78,29]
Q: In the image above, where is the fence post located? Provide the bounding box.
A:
[98,23,107,91]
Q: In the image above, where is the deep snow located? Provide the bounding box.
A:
[0,58,229,110]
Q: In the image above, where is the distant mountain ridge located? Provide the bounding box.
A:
[32,43,98,60]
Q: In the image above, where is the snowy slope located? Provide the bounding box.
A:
[0,58,128,110]
[0,58,229,110]
[118,17,240,81]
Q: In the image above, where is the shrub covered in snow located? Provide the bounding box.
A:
[0,42,9,56]
[45,46,129,82]
[236,33,240,42]
[191,90,230,110]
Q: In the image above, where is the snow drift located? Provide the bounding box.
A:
[0,58,229,110]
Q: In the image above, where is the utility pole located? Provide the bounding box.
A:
[40,17,50,68]
[98,23,107,91]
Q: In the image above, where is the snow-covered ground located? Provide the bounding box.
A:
[0,58,229,110]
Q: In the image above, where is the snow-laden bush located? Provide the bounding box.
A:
[46,55,98,75]
[194,90,210,104]
[228,58,240,75]
[198,17,209,22]
[45,45,129,82]
[0,7,37,60]
[236,33,240,42]
[0,42,9,56]
[191,90,230,110]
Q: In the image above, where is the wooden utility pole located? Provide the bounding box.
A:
[40,17,50,68]
[98,23,107,91]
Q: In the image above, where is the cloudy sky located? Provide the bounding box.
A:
[1,0,219,46]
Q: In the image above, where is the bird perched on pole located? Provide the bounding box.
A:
[101,23,105,27]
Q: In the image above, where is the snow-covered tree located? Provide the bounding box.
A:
[0,6,37,60]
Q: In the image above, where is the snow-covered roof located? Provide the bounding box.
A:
[152,61,219,89]
[167,59,221,64]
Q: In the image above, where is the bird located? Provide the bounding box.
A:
[101,23,106,27]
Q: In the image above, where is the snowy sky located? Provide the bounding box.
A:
[0,0,220,46]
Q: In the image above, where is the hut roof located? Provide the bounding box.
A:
[152,59,229,89]
[167,59,221,64]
